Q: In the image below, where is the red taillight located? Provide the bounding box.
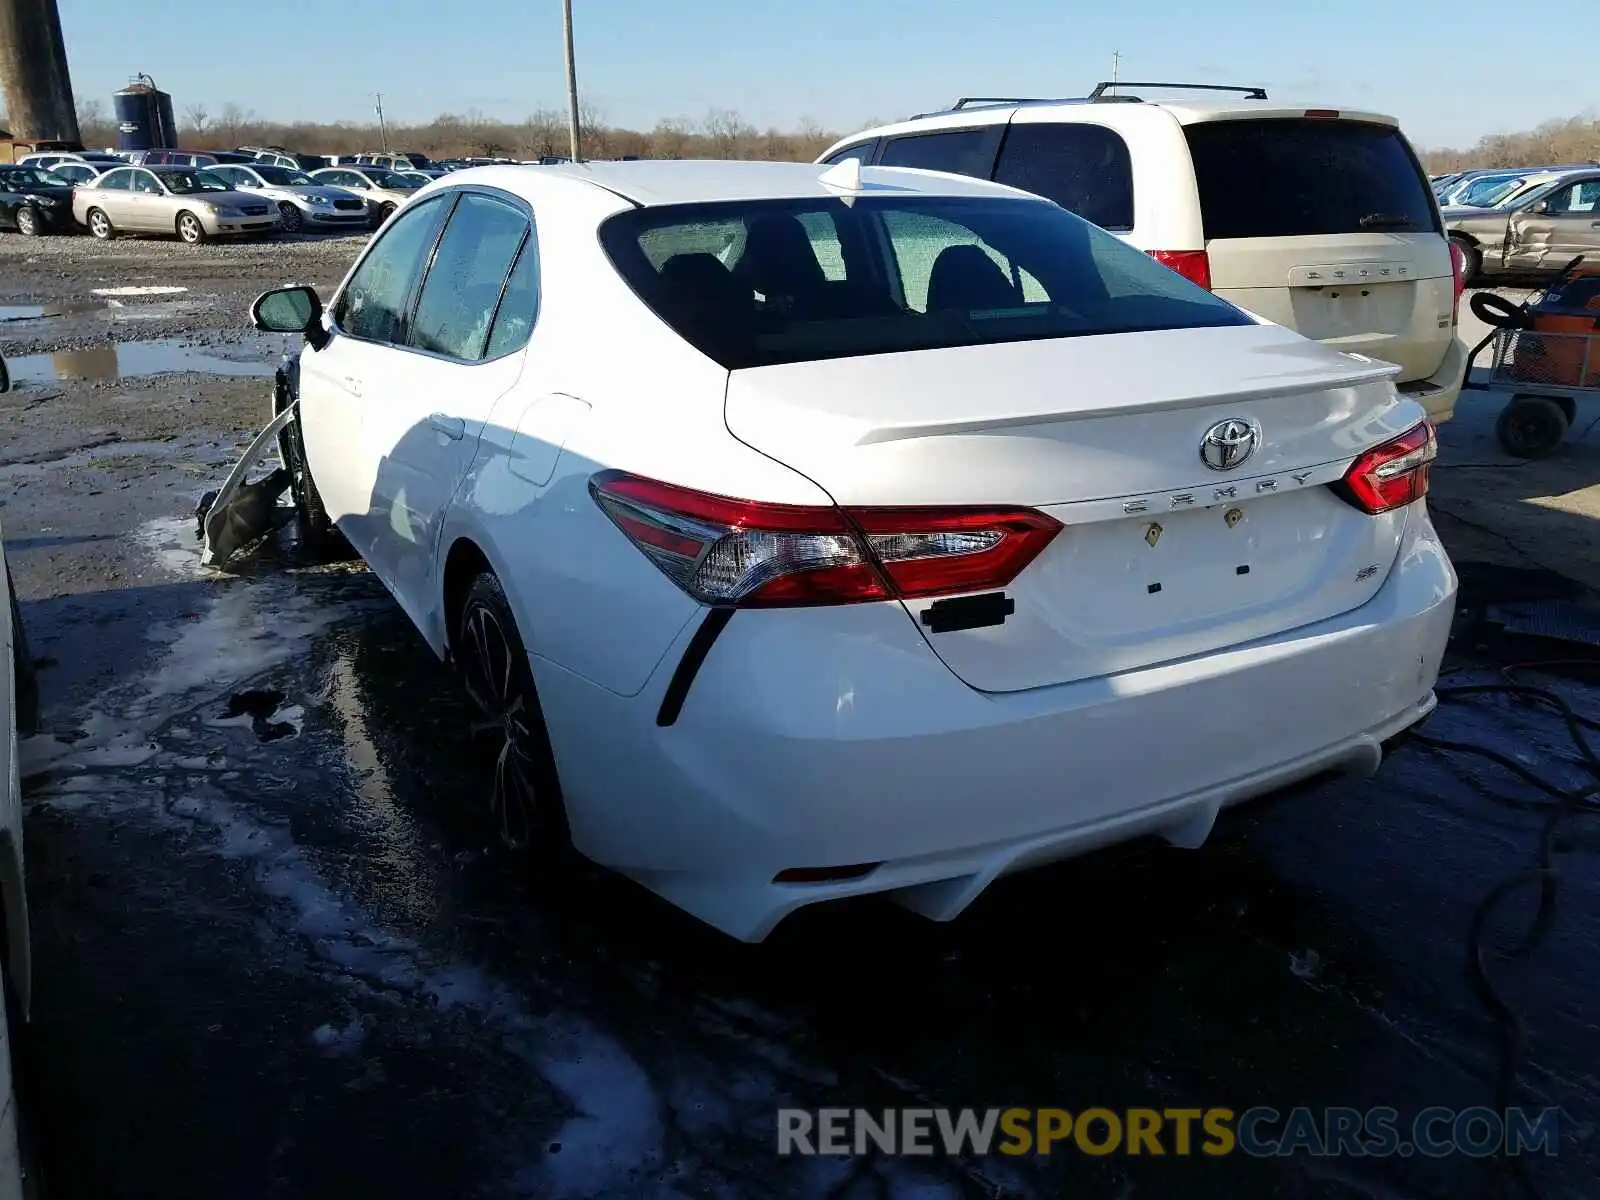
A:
[1303,109,1341,120]
[1448,241,1466,326]
[1336,421,1437,514]
[1148,249,1212,290]
[589,472,1062,608]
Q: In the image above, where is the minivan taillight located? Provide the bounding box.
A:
[1335,422,1436,514]
[589,472,1062,607]
[1448,241,1466,326]
[1148,250,1212,290]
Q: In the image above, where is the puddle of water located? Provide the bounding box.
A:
[6,339,282,384]
[0,298,205,324]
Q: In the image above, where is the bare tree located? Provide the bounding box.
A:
[184,103,209,136]
[651,117,692,159]
[217,103,254,144]
[578,102,609,157]
[701,108,750,158]
[75,98,112,145]
[520,109,564,158]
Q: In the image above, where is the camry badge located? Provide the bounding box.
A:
[1200,418,1260,472]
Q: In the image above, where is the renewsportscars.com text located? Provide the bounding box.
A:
[777,1106,1561,1159]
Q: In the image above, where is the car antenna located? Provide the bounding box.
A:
[819,157,864,203]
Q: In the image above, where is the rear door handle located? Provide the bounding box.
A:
[427,413,465,440]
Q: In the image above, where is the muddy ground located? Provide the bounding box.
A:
[2,232,1599,1200]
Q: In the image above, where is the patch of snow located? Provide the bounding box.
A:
[91,285,188,297]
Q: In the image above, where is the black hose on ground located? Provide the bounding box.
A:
[1407,679,1600,1200]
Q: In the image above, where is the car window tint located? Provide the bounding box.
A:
[994,123,1134,232]
[821,144,871,167]
[1185,119,1439,238]
[133,172,162,194]
[98,169,132,191]
[484,233,540,359]
[878,129,996,176]
[334,195,449,345]
[601,195,1251,370]
[409,193,530,360]
[795,211,846,280]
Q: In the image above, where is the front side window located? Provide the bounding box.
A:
[333,195,450,345]
[1543,181,1600,215]
[993,123,1135,232]
[600,195,1252,370]
[821,144,871,167]
[408,193,530,361]
[877,128,998,177]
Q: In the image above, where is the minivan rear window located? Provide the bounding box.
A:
[600,195,1252,370]
[1185,119,1441,240]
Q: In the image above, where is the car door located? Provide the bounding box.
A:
[362,189,535,616]
[86,168,137,226]
[1505,180,1600,271]
[297,193,453,561]
[125,169,167,231]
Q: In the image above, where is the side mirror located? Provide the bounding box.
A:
[1527,200,1550,215]
[251,284,328,350]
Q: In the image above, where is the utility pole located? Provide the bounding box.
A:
[0,0,80,142]
[1110,51,1121,93]
[561,0,581,161]
[375,92,388,151]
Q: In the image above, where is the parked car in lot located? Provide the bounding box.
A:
[308,165,420,228]
[818,82,1468,423]
[16,149,122,172]
[0,165,77,235]
[73,164,281,243]
[0,348,43,1198]
[1447,171,1600,280]
[44,159,109,187]
[240,159,1455,942]
[204,163,370,233]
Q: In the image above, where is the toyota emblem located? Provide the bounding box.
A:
[1199,418,1260,471]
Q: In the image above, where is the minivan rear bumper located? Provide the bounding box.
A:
[1398,335,1467,424]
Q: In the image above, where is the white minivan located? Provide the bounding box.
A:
[819,82,1468,422]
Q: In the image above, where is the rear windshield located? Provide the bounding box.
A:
[599,195,1252,370]
[1185,119,1441,240]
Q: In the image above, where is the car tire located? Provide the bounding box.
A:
[456,571,572,857]
[1496,394,1568,459]
[85,208,113,241]
[370,202,394,231]
[274,398,343,553]
[1451,238,1481,285]
[175,212,206,244]
[14,207,40,237]
[277,202,302,233]
[7,575,38,736]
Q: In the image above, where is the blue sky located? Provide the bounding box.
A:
[55,0,1593,149]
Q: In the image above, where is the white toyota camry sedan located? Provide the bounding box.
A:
[246,158,1457,941]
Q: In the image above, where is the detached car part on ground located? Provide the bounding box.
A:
[1463,256,1600,457]
[204,159,1456,943]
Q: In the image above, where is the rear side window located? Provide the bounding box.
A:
[600,195,1251,370]
[878,129,998,177]
[1185,119,1441,239]
[993,123,1134,232]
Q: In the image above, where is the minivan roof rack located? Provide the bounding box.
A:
[1089,81,1268,100]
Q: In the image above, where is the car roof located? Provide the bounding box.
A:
[832,96,1398,148]
[445,158,1039,208]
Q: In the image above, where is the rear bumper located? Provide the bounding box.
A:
[534,505,1457,941]
[1399,335,1467,424]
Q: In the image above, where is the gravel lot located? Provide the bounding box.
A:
[2,232,1599,1200]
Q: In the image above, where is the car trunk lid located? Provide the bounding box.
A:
[724,322,1422,692]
